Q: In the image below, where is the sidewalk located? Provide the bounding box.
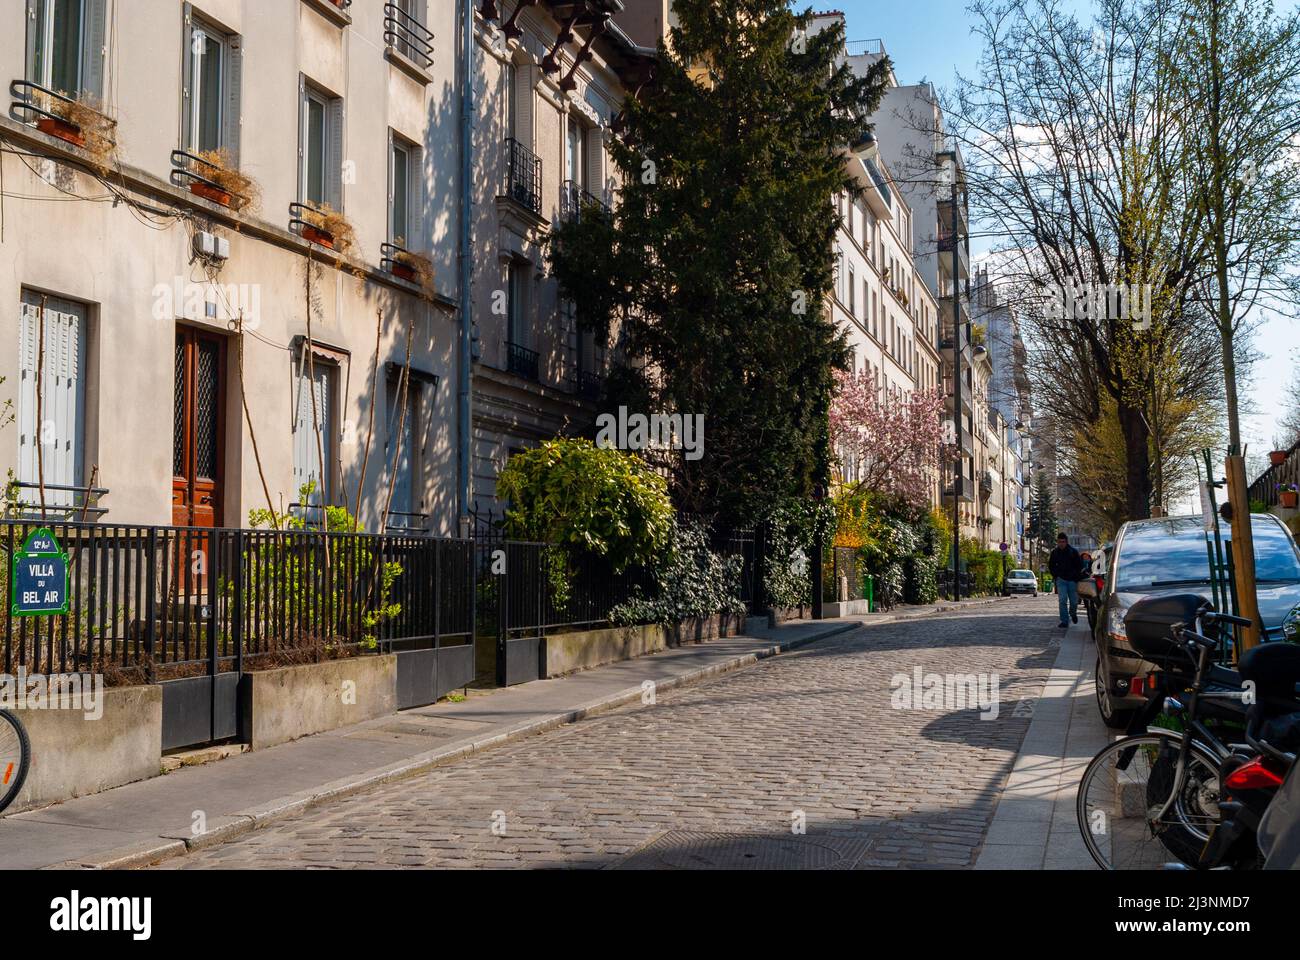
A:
[974,617,1108,869]
[0,597,1007,871]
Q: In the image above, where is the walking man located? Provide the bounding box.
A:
[1048,532,1083,628]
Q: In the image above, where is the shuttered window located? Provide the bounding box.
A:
[388,132,423,249]
[27,0,106,100]
[181,5,243,162]
[292,358,335,507]
[299,79,344,210]
[384,376,421,518]
[17,291,87,495]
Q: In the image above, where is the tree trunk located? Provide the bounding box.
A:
[1118,397,1152,520]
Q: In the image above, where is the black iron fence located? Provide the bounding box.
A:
[0,519,473,682]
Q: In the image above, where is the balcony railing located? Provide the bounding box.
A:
[561,180,609,224]
[576,370,602,400]
[1249,439,1300,508]
[8,79,117,152]
[6,481,109,520]
[506,341,540,381]
[383,2,434,69]
[503,138,542,215]
[170,149,249,211]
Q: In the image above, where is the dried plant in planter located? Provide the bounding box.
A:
[301,203,358,259]
[193,149,262,213]
[41,94,118,174]
[394,249,438,300]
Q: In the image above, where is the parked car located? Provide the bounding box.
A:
[1005,568,1038,596]
[1091,514,1300,728]
[1079,542,1113,630]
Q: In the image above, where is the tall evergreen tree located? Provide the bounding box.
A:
[549,1,890,528]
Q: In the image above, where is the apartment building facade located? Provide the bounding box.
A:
[814,15,942,506]
[466,0,653,513]
[1,0,469,534]
[1,0,661,537]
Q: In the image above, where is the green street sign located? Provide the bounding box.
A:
[10,528,70,617]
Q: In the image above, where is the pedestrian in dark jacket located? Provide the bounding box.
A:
[1048,533,1083,628]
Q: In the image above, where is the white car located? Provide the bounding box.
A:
[1005,569,1038,596]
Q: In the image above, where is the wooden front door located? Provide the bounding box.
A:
[172,327,225,529]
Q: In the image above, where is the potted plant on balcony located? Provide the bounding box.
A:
[192,149,261,212]
[1270,449,1289,466]
[37,94,117,173]
[1279,482,1299,509]
[392,249,437,299]
[300,204,357,256]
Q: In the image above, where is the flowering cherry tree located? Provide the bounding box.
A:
[829,367,950,508]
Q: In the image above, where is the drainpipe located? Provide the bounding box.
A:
[457,0,475,532]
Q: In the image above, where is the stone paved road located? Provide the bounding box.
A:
[156,597,1060,869]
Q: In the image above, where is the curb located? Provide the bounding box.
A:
[72,598,1007,870]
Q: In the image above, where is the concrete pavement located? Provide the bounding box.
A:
[974,617,1109,869]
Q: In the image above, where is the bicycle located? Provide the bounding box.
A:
[0,707,30,814]
[1076,595,1261,869]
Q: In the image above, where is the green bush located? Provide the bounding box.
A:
[764,498,837,609]
[498,438,674,568]
[610,517,746,625]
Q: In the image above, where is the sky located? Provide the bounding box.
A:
[832,0,1300,466]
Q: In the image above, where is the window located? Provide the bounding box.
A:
[26,0,106,99]
[182,7,242,160]
[385,372,422,520]
[507,261,528,348]
[299,79,343,209]
[389,133,422,248]
[292,355,336,507]
[18,290,88,501]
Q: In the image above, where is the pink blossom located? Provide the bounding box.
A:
[828,367,951,508]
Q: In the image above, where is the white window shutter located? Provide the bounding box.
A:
[25,0,39,86]
[585,127,604,201]
[512,62,534,149]
[224,34,243,165]
[82,0,108,101]
[409,145,424,253]
[326,97,344,210]
[180,4,194,148]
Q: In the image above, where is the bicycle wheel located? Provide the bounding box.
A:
[1076,732,1222,870]
[0,710,31,814]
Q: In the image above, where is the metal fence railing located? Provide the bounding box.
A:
[1249,439,1300,508]
[0,519,474,682]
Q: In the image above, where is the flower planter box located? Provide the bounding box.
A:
[1270,450,1289,466]
[190,181,233,207]
[36,115,85,148]
[1281,490,1299,509]
[301,225,335,248]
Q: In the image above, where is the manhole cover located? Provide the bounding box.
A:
[613,831,874,870]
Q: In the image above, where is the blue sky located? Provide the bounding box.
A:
[831,0,1299,460]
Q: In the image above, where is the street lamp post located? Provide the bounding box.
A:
[939,150,963,600]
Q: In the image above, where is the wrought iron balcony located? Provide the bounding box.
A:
[9,79,117,152]
[384,2,434,69]
[503,138,542,215]
[7,481,110,520]
[506,341,540,381]
[561,180,610,223]
[576,370,602,400]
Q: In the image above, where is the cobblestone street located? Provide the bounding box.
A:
[158,598,1060,869]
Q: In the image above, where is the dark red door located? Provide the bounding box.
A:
[172,327,225,530]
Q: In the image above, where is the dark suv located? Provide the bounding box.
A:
[1092,514,1300,728]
